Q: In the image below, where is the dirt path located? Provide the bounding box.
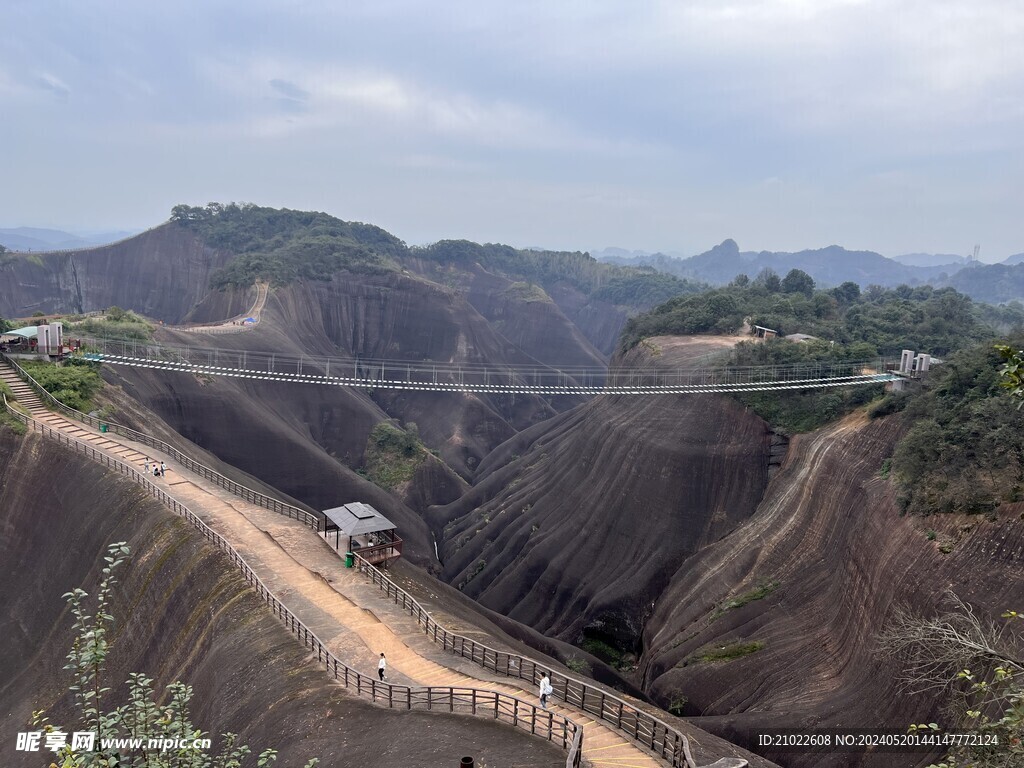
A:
[1,362,669,768]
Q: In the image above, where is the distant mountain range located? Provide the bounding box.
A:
[0,227,136,252]
[890,252,969,267]
[594,240,1024,303]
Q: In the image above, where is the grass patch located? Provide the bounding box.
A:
[0,382,27,434]
[0,411,27,434]
[581,638,624,666]
[688,640,765,664]
[363,422,427,491]
[709,580,780,622]
[503,281,552,303]
[70,306,152,340]
[564,657,591,675]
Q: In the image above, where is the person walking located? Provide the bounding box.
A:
[160,461,168,475]
[377,653,386,681]
[144,458,150,475]
[539,672,553,709]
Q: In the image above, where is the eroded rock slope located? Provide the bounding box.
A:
[0,429,566,768]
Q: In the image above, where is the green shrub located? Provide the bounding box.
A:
[362,422,426,491]
[18,361,103,412]
[890,340,1024,516]
[564,657,590,675]
[0,382,27,434]
[580,637,624,666]
[667,695,689,716]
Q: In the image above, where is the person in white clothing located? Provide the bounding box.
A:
[539,672,553,709]
[378,653,386,681]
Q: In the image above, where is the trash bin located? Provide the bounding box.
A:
[99,424,108,433]
[345,552,355,568]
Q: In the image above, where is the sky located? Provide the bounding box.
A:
[1,0,1021,261]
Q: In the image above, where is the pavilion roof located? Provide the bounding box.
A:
[322,502,396,535]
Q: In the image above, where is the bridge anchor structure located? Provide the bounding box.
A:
[79,336,901,396]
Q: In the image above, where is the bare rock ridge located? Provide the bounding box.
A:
[0,431,563,767]
[0,224,253,323]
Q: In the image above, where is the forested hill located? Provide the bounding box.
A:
[412,239,701,308]
[170,203,703,309]
[619,268,1024,437]
[620,268,1024,357]
[943,261,1024,304]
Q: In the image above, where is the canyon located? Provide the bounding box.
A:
[2,215,1021,767]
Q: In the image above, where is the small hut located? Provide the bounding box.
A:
[321,502,403,566]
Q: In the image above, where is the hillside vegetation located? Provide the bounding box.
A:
[622,269,1024,435]
[18,359,103,411]
[417,239,702,307]
[880,340,1024,516]
[944,261,1024,303]
[621,270,1003,355]
[171,204,703,311]
[171,203,402,288]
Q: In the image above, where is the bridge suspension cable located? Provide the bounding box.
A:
[78,336,899,395]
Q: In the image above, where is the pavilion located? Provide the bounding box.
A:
[321,502,403,566]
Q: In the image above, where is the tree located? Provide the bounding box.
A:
[33,542,319,768]
[755,268,781,293]
[781,268,815,297]
[996,345,1024,404]
[731,273,750,287]
[877,593,1023,768]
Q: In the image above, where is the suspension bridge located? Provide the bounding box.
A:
[79,335,901,395]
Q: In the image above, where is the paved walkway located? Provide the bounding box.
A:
[178,281,268,334]
[1,361,668,768]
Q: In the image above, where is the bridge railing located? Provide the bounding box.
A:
[354,553,697,768]
[1,398,582,768]
[74,334,894,394]
[1,354,321,532]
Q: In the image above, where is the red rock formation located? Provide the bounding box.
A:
[640,412,1024,767]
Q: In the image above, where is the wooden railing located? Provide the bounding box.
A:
[1,354,321,532]
[354,553,697,768]
[1,397,583,768]
[356,538,403,564]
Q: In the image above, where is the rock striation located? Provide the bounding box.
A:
[433,336,770,655]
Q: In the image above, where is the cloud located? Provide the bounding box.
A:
[34,72,70,101]
[1,0,1022,256]
[268,78,310,113]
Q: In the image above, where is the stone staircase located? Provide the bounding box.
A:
[1,361,156,472]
